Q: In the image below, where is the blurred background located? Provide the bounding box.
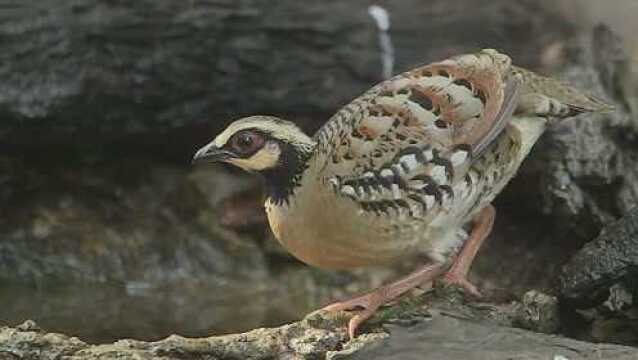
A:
[1,0,637,346]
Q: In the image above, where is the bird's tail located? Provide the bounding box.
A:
[511,65,615,119]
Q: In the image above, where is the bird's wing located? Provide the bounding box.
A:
[313,49,521,217]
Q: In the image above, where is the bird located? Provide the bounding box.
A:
[192,49,613,339]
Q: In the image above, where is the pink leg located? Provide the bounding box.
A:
[319,262,446,339]
[441,204,496,297]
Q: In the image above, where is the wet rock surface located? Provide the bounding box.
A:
[1,294,637,360]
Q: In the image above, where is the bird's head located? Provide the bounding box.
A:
[192,116,315,174]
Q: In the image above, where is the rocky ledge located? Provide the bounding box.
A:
[1,289,637,360]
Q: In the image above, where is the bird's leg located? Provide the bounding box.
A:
[317,205,495,338]
[440,204,496,297]
[319,262,447,339]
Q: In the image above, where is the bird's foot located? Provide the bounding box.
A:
[317,263,446,339]
[439,270,482,298]
[318,289,391,340]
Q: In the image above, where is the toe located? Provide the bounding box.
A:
[320,298,366,313]
[442,273,482,298]
[347,304,379,339]
[459,280,482,298]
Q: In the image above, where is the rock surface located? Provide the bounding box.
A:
[558,206,638,346]
[0,162,264,284]
[1,294,637,360]
[560,206,638,302]
[1,0,570,152]
[350,314,637,360]
[499,25,638,243]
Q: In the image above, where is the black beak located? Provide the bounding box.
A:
[191,143,232,165]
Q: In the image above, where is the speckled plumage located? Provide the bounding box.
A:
[194,49,613,338]
[262,49,609,269]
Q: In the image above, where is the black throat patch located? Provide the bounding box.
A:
[260,141,312,205]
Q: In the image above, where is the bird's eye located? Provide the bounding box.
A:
[230,130,264,155]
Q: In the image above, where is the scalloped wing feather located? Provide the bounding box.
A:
[313,50,521,217]
[315,50,519,175]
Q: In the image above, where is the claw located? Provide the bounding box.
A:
[319,292,384,338]
[347,307,378,339]
[316,263,446,339]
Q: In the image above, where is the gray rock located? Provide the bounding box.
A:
[0,162,264,284]
[0,0,571,149]
[517,25,638,241]
[558,206,638,346]
[1,295,637,360]
[347,311,638,360]
[604,283,635,312]
[560,206,638,302]
[511,290,560,334]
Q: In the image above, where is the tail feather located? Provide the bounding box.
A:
[512,66,615,118]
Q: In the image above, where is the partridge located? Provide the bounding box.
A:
[192,49,612,338]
